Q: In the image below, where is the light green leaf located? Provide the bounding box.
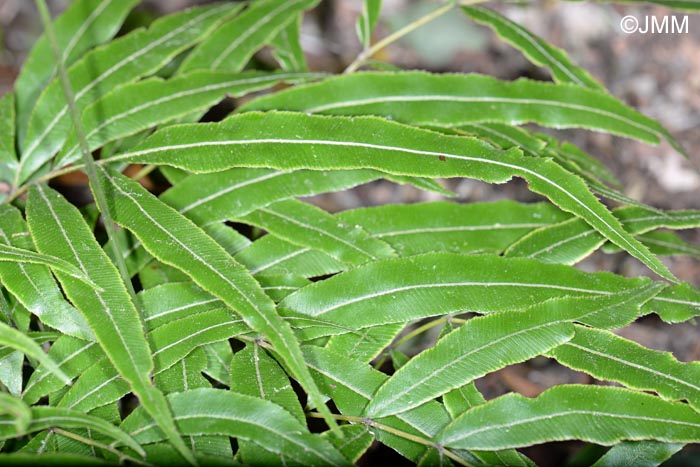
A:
[438,385,700,450]
[645,282,700,323]
[240,72,684,155]
[237,199,395,266]
[231,343,305,424]
[14,0,139,139]
[0,93,16,184]
[357,0,383,49]
[0,320,69,386]
[0,205,92,340]
[324,323,404,364]
[257,274,310,302]
[113,111,674,280]
[235,234,344,277]
[337,200,570,256]
[367,307,575,418]
[364,285,662,419]
[550,325,700,411]
[322,425,374,464]
[17,2,238,186]
[57,71,322,168]
[0,392,31,435]
[443,383,532,467]
[56,359,126,414]
[154,347,211,394]
[181,0,320,72]
[462,6,604,90]
[0,406,144,456]
[279,253,657,330]
[149,309,246,373]
[97,167,340,434]
[506,205,700,265]
[303,345,453,463]
[23,337,100,405]
[607,230,700,257]
[121,388,351,467]
[163,168,379,225]
[26,185,190,463]
[0,352,23,396]
[271,14,308,72]
[0,242,97,287]
[591,441,683,467]
[139,281,223,330]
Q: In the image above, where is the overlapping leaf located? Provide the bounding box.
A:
[240,71,685,154]
[97,166,339,433]
[17,2,238,186]
[438,385,700,450]
[26,184,192,463]
[112,111,675,280]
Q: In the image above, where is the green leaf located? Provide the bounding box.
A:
[322,425,374,464]
[0,242,98,286]
[506,206,700,265]
[163,168,379,225]
[26,185,190,463]
[461,6,604,90]
[438,385,700,450]
[121,388,351,467]
[181,0,320,72]
[139,281,222,330]
[23,337,101,405]
[443,384,532,467]
[236,234,344,277]
[0,205,92,340]
[0,352,23,396]
[271,14,308,72]
[303,345,453,463]
[336,200,570,256]
[0,453,113,466]
[279,253,658,330]
[57,71,322,168]
[97,167,340,434]
[56,359,126,414]
[608,230,700,257]
[17,2,238,186]
[149,309,246,373]
[14,0,139,139]
[0,406,144,456]
[591,441,683,467]
[367,307,575,418]
[0,320,70,386]
[231,343,305,423]
[0,392,31,435]
[645,282,700,323]
[550,325,700,411]
[324,323,404,363]
[240,72,684,155]
[237,199,395,266]
[0,93,16,184]
[357,0,382,49]
[114,111,675,280]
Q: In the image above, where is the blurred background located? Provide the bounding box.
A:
[1,1,699,464]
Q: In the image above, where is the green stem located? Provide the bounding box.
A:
[306,412,476,466]
[34,0,140,312]
[344,1,456,74]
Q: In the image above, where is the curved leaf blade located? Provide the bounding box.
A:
[97,167,340,434]
[439,385,700,450]
[550,325,700,411]
[113,111,675,280]
[122,389,350,467]
[461,6,603,90]
[26,185,189,463]
[240,72,684,154]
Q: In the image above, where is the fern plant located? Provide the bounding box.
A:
[0,0,699,465]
